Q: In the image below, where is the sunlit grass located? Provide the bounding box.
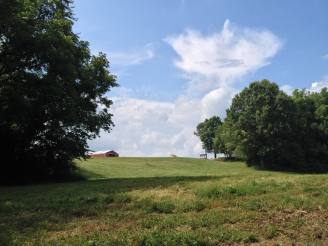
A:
[1,157,328,245]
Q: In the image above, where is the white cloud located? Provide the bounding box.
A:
[200,86,236,118]
[110,43,154,66]
[165,20,282,94]
[280,84,294,95]
[90,97,202,156]
[89,20,282,157]
[310,76,328,92]
[281,75,328,94]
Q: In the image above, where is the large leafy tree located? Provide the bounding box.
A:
[0,0,118,183]
[223,80,328,171]
[225,80,299,169]
[194,116,222,158]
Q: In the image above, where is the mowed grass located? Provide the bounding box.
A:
[1,158,328,245]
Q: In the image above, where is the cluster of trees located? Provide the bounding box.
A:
[196,80,328,171]
[0,0,117,183]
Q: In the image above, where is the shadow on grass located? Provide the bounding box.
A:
[0,175,228,244]
[70,164,234,193]
[251,164,328,174]
[73,175,227,193]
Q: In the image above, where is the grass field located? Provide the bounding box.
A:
[1,157,328,245]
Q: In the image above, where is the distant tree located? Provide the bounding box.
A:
[0,0,118,183]
[214,119,242,159]
[213,128,226,158]
[195,116,222,158]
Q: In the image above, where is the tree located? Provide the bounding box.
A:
[225,80,299,169]
[213,128,226,158]
[291,88,328,169]
[194,116,222,158]
[195,80,327,171]
[0,0,118,183]
[214,119,242,159]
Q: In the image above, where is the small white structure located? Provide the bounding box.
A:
[88,150,119,157]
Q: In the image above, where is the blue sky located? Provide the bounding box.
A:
[73,0,328,156]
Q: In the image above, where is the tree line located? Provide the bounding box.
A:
[195,80,328,172]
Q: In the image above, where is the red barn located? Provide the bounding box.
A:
[106,150,119,157]
[88,150,119,157]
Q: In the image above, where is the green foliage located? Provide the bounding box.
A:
[213,127,226,157]
[0,0,117,183]
[225,80,298,168]
[209,79,328,171]
[291,88,328,169]
[214,118,242,159]
[194,116,222,157]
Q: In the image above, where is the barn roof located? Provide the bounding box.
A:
[88,150,118,155]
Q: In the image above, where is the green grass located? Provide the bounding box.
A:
[1,157,328,245]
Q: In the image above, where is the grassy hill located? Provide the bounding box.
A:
[1,157,328,245]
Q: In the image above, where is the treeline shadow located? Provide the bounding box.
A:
[251,164,328,174]
[0,174,228,245]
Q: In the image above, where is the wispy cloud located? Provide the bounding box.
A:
[110,43,154,66]
[165,20,282,96]
[165,19,282,116]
